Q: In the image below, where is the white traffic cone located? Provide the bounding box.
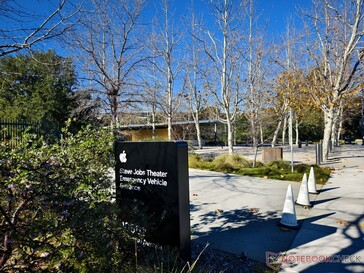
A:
[279,184,298,228]
[296,173,312,207]
[308,167,318,194]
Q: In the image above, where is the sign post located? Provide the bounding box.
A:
[115,141,190,261]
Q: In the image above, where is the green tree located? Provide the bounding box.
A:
[0,50,77,135]
[298,109,324,142]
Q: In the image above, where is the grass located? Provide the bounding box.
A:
[189,153,331,184]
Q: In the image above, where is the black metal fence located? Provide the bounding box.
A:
[0,119,38,147]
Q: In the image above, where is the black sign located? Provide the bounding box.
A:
[115,141,190,261]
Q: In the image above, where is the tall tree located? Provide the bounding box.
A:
[0,50,76,134]
[183,5,209,149]
[140,50,160,139]
[304,0,364,160]
[148,0,182,141]
[271,19,305,147]
[271,72,292,147]
[73,0,145,130]
[244,0,270,165]
[200,0,244,154]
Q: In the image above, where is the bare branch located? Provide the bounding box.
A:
[0,0,80,57]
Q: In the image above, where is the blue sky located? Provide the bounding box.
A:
[256,0,308,34]
[0,0,312,56]
[164,0,311,40]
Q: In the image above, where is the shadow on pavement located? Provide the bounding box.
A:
[318,186,340,193]
[311,197,340,206]
[284,214,364,273]
[191,206,336,263]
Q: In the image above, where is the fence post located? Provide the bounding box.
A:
[316,143,322,165]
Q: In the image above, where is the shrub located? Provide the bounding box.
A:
[189,154,213,170]
[254,161,265,167]
[0,128,242,272]
[0,125,137,272]
[294,164,309,173]
[212,154,251,169]
[268,160,291,170]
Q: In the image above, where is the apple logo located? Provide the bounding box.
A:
[119,150,127,163]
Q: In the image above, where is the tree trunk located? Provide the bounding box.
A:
[253,144,259,168]
[322,106,335,161]
[337,103,344,145]
[167,114,172,141]
[272,117,282,147]
[167,75,173,141]
[110,93,118,127]
[282,113,287,146]
[196,123,202,149]
[151,110,156,139]
[295,118,299,145]
[288,109,293,147]
[331,111,338,150]
[332,100,343,147]
[250,115,257,148]
[194,111,202,149]
[226,117,234,155]
[260,124,264,144]
[251,116,259,165]
[110,93,119,136]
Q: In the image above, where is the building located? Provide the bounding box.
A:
[119,119,224,144]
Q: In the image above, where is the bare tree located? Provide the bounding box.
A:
[0,0,80,57]
[243,0,271,165]
[271,75,290,147]
[148,0,182,140]
[72,0,145,129]
[199,0,245,154]
[183,6,209,149]
[270,18,305,147]
[304,0,364,160]
[140,32,161,139]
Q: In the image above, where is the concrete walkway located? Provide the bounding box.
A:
[281,146,364,273]
[189,144,364,272]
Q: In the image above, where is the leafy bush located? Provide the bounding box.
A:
[0,126,133,272]
[0,127,211,272]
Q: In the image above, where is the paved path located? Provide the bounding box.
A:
[189,144,364,272]
[281,145,364,273]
